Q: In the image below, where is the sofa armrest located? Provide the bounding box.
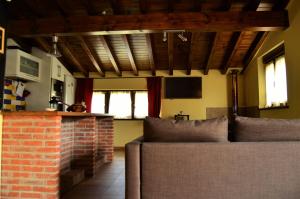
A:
[125,136,143,199]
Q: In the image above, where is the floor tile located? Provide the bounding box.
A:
[62,150,125,199]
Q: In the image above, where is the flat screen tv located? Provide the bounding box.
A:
[165,77,202,99]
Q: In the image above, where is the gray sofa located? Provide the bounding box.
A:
[125,116,300,199]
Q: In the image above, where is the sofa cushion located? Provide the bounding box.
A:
[234,116,300,141]
[143,116,228,142]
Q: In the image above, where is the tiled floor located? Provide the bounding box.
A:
[62,151,125,199]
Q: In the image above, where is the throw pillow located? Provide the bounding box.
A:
[234,116,300,141]
[143,116,228,142]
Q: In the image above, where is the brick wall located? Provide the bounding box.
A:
[1,114,114,198]
[60,118,74,174]
[72,117,97,177]
[1,115,61,199]
[97,117,114,162]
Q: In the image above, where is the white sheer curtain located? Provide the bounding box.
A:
[265,55,287,107]
[134,91,148,118]
[91,91,105,114]
[109,91,131,119]
[274,56,287,104]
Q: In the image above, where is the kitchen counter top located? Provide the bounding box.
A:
[1,111,113,117]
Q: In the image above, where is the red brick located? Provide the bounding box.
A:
[22,128,45,133]
[34,121,60,126]
[13,172,30,178]
[12,185,32,191]
[23,166,44,172]
[2,165,20,171]
[11,159,32,165]
[33,186,58,193]
[21,192,42,198]
[23,141,43,146]
[11,121,33,126]
[3,127,21,133]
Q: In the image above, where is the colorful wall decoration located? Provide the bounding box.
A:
[3,79,26,111]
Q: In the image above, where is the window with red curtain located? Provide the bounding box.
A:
[147,77,161,118]
[75,78,93,112]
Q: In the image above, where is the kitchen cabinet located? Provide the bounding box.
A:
[25,47,76,111]
[5,49,42,82]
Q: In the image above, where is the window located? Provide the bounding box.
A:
[264,44,287,107]
[91,90,148,119]
[109,91,132,119]
[91,91,105,114]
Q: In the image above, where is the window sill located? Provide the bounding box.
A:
[259,105,289,111]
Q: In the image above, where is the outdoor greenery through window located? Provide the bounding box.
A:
[91,90,148,119]
[264,44,288,107]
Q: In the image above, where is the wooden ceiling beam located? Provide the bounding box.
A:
[242,32,268,73]
[77,36,105,76]
[203,33,218,75]
[99,35,121,76]
[9,11,289,37]
[145,34,156,76]
[168,33,174,76]
[121,35,138,76]
[34,37,50,52]
[58,37,88,76]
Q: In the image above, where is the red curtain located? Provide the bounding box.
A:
[75,78,93,113]
[147,77,162,117]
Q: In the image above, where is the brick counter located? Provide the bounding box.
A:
[0,111,114,199]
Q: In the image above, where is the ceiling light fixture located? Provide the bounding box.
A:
[48,35,62,57]
[162,30,188,42]
[162,32,167,42]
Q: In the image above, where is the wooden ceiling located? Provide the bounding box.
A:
[6,0,290,77]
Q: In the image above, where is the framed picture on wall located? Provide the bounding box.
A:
[0,26,5,54]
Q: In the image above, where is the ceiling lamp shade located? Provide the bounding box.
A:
[48,35,62,57]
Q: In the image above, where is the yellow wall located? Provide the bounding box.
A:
[94,70,242,146]
[243,0,300,119]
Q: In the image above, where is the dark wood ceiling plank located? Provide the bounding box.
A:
[242,32,268,73]
[168,0,174,12]
[58,37,88,76]
[55,0,72,16]
[110,0,121,14]
[222,0,262,74]
[187,33,194,75]
[9,11,289,37]
[221,32,243,74]
[145,34,156,76]
[139,0,148,14]
[80,0,98,16]
[77,36,105,76]
[273,0,290,11]
[168,33,174,75]
[121,35,138,76]
[203,33,218,75]
[23,0,45,18]
[99,35,121,76]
